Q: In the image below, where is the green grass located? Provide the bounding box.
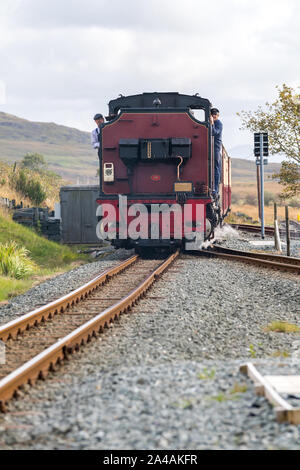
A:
[197,368,216,380]
[264,321,300,333]
[209,385,247,403]
[230,382,248,394]
[210,393,240,402]
[0,241,36,278]
[0,210,89,301]
[0,275,33,302]
[0,212,81,269]
[248,344,257,358]
[271,350,291,358]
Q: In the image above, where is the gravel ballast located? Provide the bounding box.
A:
[0,248,133,325]
[217,224,300,258]
[0,235,299,450]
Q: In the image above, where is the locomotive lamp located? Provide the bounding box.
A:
[103,162,114,182]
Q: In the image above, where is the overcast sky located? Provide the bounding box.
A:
[0,0,299,159]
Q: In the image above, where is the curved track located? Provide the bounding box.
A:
[230,223,275,235]
[230,223,300,239]
[196,244,300,274]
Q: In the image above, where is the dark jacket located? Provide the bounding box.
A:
[212,119,223,157]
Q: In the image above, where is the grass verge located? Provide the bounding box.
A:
[0,208,90,302]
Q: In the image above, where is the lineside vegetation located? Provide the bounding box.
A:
[0,208,89,301]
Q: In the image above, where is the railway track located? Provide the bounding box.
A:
[195,244,300,274]
[230,223,275,235]
[230,223,300,239]
[0,251,178,411]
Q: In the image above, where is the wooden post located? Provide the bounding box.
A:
[285,205,290,257]
[274,202,281,252]
[274,202,277,222]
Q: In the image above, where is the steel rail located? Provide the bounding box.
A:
[0,254,139,342]
[211,245,300,266]
[230,223,274,234]
[0,251,179,410]
[196,247,300,274]
[230,223,300,239]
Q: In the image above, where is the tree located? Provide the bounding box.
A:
[10,169,47,205]
[272,161,300,200]
[238,84,300,197]
[21,153,47,172]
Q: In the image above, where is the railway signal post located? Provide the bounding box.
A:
[254,132,269,239]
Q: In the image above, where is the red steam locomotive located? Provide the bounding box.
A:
[96,92,231,253]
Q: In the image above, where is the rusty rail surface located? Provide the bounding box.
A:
[212,245,300,267]
[230,223,300,239]
[0,254,139,342]
[0,251,178,410]
[195,245,300,274]
[230,223,275,235]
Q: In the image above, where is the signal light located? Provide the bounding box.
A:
[262,133,268,156]
[254,132,269,157]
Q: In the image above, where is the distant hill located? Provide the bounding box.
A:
[231,157,281,181]
[0,111,282,184]
[0,112,97,182]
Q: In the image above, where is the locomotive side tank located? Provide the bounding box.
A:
[96,92,231,252]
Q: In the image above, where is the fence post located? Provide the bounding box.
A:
[274,202,281,252]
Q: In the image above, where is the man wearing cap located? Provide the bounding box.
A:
[210,108,223,196]
[91,113,104,149]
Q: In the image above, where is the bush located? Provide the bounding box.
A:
[0,241,36,279]
[230,193,240,204]
[21,153,47,172]
[26,179,47,205]
[264,190,276,206]
[244,193,257,205]
[286,198,300,208]
[10,169,47,205]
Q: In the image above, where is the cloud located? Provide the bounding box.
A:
[0,81,6,105]
[12,0,240,32]
[0,0,299,159]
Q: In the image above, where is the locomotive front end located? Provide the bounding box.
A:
[96,92,231,253]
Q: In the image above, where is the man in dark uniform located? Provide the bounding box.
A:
[210,108,223,196]
[91,113,105,188]
[91,113,104,150]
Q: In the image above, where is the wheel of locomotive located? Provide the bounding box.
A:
[135,245,178,258]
